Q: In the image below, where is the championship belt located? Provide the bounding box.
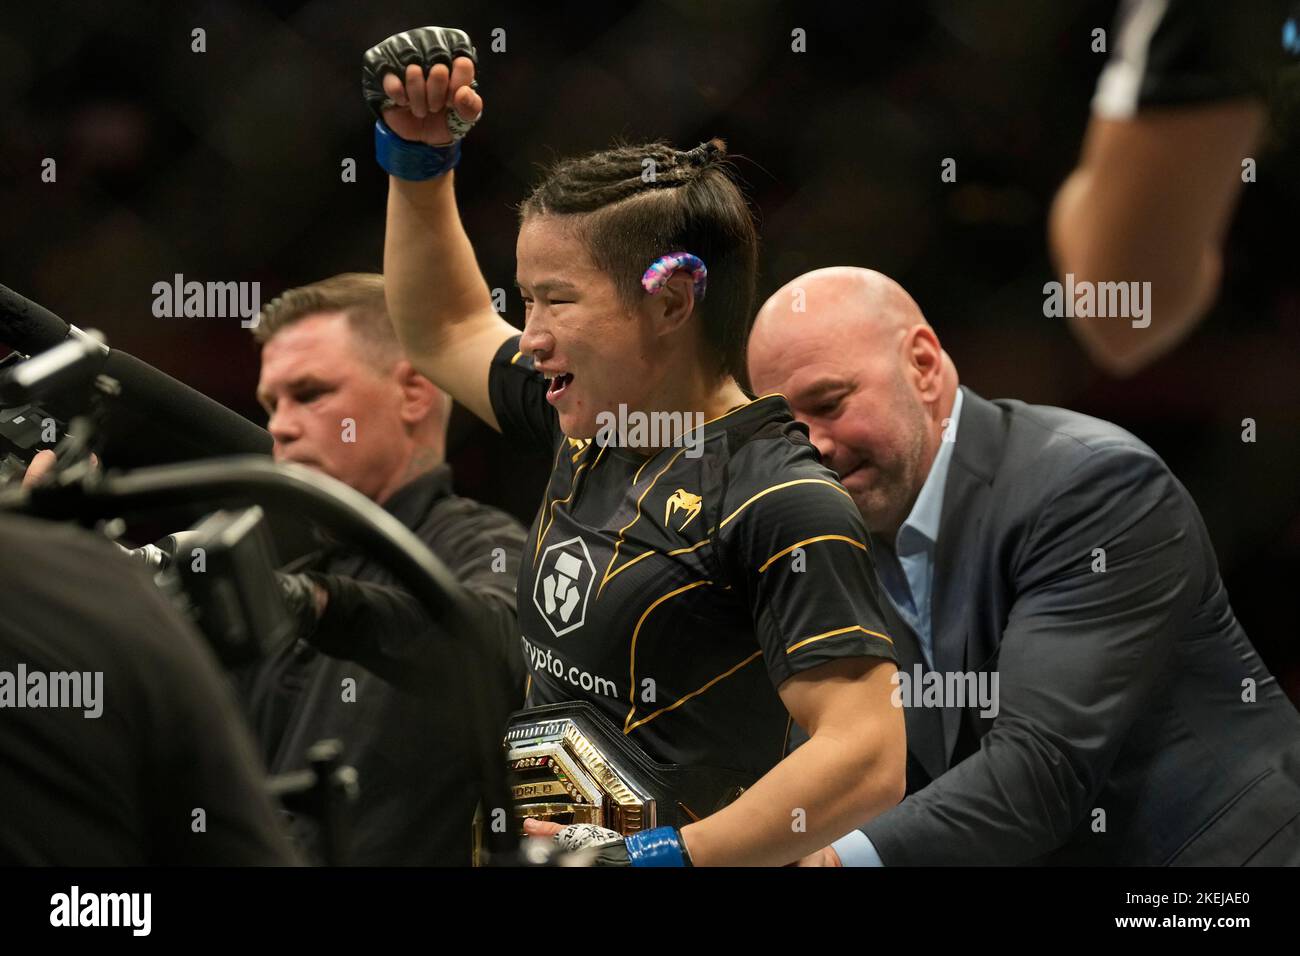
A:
[474,701,752,861]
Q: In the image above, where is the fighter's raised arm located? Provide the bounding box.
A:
[362,27,515,430]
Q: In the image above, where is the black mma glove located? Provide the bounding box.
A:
[361,26,479,140]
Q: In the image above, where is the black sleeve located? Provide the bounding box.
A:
[1093,0,1291,116]
[861,446,1196,865]
[487,334,564,455]
[716,436,896,691]
[307,498,528,705]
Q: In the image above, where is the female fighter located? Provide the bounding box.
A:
[360,26,904,866]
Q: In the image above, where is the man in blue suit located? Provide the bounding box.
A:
[748,266,1300,865]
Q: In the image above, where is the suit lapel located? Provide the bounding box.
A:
[930,387,1002,765]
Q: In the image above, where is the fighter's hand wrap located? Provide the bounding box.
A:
[550,824,693,867]
[362,26,479,179]
[373,121,461,181]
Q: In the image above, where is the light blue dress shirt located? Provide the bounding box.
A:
[831,388,964,867]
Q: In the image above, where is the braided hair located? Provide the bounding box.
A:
[519,138,758,383]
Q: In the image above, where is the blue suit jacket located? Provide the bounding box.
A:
[859,387,1300,865]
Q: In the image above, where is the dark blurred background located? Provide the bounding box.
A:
[2,0,1297,697]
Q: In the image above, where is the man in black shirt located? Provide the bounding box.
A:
[0,513,297,865]
[243,273,527,865]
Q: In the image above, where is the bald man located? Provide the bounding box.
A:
[749,267,1300,865]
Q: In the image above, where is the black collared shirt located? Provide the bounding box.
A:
[237,464,527,865]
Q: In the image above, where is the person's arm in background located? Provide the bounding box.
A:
[822,445,1199,865]
[1048,102,1263,376]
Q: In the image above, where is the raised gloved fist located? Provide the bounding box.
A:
[361,27,482,146]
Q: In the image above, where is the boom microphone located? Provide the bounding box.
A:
[96,350,273,465]
[0,282,271,466]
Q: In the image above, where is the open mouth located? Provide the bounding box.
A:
[546,373,574,403]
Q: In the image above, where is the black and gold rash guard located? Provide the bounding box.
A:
[489,336,896,778]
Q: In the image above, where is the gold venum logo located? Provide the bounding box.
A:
[664,488,702,531]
